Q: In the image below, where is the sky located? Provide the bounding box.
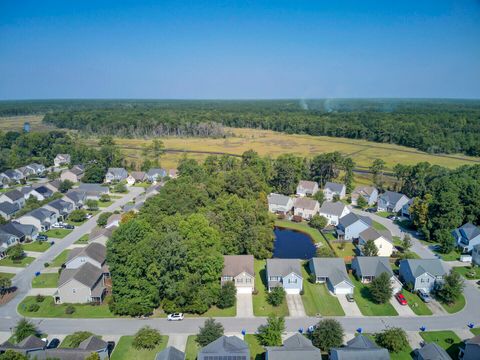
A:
[0,0,479,99]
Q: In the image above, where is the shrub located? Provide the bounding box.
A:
[61,332,94,348]
[375,327,409,353]
[256,315,285,346]
[65,305,76,314]
[14,319,38,342]
[309,273,317,284]
[217,282,236,309]
[68,209,87,223]
[97,212,112,227]
[7,244,24,261]
[369,272,393,304]
[99,193,111,202]
[309,215,328,230]
[35,294,45,303]
[267,287,285,307]
[43,262,50,268]
[27,303,40,312]
[113,183,127,193]
[311,319,344,352]
[132,326,162,349]
[196,318,224,347]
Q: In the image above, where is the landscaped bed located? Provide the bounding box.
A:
[32,273,59,288]
[43,228,73,239]
[419,330,462,359]
[348,274,398,316]
[111,335,168,360]
[22,241,51,252]
[439,293,466,314]
[400,290,432,315]
[0,256,35,267]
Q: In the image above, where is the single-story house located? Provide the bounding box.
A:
[54,153,71,167]
[351,185,378,206]
[44,199,74,221]
[105,167,128,183]
[357,227,394,257]
[89,226,116,245]
[63,190,87,209]
[0,230,20,259]
[65,242,108,275]
[77,183,110,200]
[268,193,294,214]
[323,182,346,201]
[0,221,38,242]
[266,258,303,294]
[266,333,321,360]
[296,180,319,197]
[309,257,354,295]
[60,166,84,183]
[146,168,167,183]
[155,346,185,360]
[452,223,480,253]
[399,259,446,292]
[0,201,20,220]
[319,201,350,226]
[294,197,320,220]
[0,189,26,209]
[459,334,480,360]
[377,191,410,213]
[330,334,390,360]
[413,342,450,360]
[106,213,122,229]
[351,256,403,293]
[221,255,254,293]
[336,213,372,241]
[55,262,106,304]
[0,335,46,356]
[197,336,249,360]
[17,207,58,232]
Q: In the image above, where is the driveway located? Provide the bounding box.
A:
[286,294,306,317]
[427,299,447,315]
[337,294,363,317]
[390,297,416,317]
[236,293,253,318]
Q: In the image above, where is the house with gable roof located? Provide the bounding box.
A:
[357,227,394,257]
[377,190,410,213]
[336,213,372,241]
[309,257,354,295]
[266,258,303,294]
[453,223,480,253]
[267,193,294,214]
[221,255,254,293]
[330,334,390,360]
[296,180,319,197]
[197,336,249,360]
[351,256,403,293]
[399,259,446,292]
[351,185,378,206]
[323,182,346,201]
[266,333,321,360]
[319,201,350,226]
[293,197,319,220]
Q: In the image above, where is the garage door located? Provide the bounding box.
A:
[236,287,253,294]
[335,285,353,295]
[285,288,301,295]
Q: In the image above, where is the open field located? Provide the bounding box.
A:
[0,115,55,132]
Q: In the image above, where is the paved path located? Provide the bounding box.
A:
[27,288,57,296]
[390,298,416,317]
[286,294,306,317]
[0,266,22,274]
[337,294,363,317]
[236,294,253,318]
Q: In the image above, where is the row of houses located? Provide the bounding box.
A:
[0,163,46,188]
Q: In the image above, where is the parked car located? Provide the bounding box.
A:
[63,224,75,230]
[366,208,377,213]
[51,223,63,229]
[37,234,49,241]
[387,215,398,221]
[47,338,60,349]
[395,293,408,305]
[346,294,355,302]
[417,289,432,303]
[86,213,93,219]
[167,313,184,321]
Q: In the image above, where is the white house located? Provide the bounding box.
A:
[267,193,294,214]
[318,201,350,226]
[351,186,378,206]
[17,208,58,232]
[0,190,26,209]
[323,182,346,201]
[293,197,319,220]
[64,243,107,273]
[358,227,394,257]
[296,180,319,197]
[104,168,128,183]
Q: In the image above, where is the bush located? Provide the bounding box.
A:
[311,319,344,352]
[100,193,111,202]
[61,332,94,348]
[97,212,112,227]
[132,326,162,350]
[43,262,50,268]
[196,318,224,347]
[113,183,127,193]
[309,215,328,230]
[267,287,285,307]
[35,294,45,303]
[375,327,409,353]
[309,273,317,284]
[65,305,76,314]
[85,199,99,211]
[68,209,87,223]
[217,282,236,309]
[14,319,38,342]
[369,272,393,304]
[256,315,285,346]
[7,244,24,261]
[27,303,40,312]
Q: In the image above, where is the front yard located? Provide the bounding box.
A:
[185,335,199,360]
[419,330,462,359]
[431,247,462,261]
[98,200,114,207]
[0,256,34,267]
[22,241,51,252]
[252,259,289,317]
[471,328,480,336]
[453,266,480,279]
[74,234,89,245]
[0,272,15,280]
[186,305,236,317]
[244,334,265,360]
[43,228,72,239]
[439,293,465,314]
[348,275,398,316]
[32,273,59,288]
[51,250,70,267]
[400,290,432,315]
[372,220,388,231]
[111,335,168,360]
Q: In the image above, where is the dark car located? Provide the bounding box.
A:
[47,338,60,349]
[37,234,49,241]
[366,208,377,213]
[107,341,115,355]
[346,294,355,302]
[63,224,75,230]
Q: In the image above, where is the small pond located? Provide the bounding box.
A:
[273,227,316,259]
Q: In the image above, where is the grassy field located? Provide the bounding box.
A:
[349,275,398,316]
[43,228,72,239]
[22,241,51,252]
[51,250,70,267]
[330,241,356,262]
[244,335,265,360]
[252,259,289,317]
[400,290,432,315]
[0,256,34,267]
[0,115,54,132]
[185,335,199,360]
[0,272,15,280]
[32,273,59,288]
[440,293,466,314]
[471,328,480,336]
[111,335,168,360]
[420,331,462,359]
[453,266,480,279]
[431,247,461,261]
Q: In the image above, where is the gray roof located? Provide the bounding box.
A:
[64,190,86,203]
[353,186,377,197]
[47,199,72,212]
[309,258,352,288]
[78,336,108,351]
[89,226,115,241]
[294,197,319,211]
[33,185,53,196]
[2,189,24,201]
[0,201,20,215]
[222,255,254,277]
[58,262,104,288]
[414,342,450,360]
[67,242,106,264]
[339,213,372,228]
[330,335,390,360]
[68,167,84,176]
[359,227,393,243]
[400,259,447,278]
[27,207,55,222]
[457,223,480,241]
[352,257,393,278]
[26,336,107,360]
[319,201,348,217]
[107,167,128,177]
[463,335,480,360]
[0,335,46,352]
[78,183,109,193]
[155,346,185,360]
[48,180,62,190]
[130,171,146,181]
[4,169,22,179]
[0,222,36,238]
[266,334,321,360]
[297,180,318,192]
[199,336,249,356]
[267,259,302,278]
[268,193,292,207]
[325,182,345,193]
[147,168,167,177]
[380,190,408,206]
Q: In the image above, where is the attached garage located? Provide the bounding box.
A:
[333,280,354,295]
[236,286,253,294]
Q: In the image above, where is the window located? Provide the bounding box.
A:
[222,276,233,281]
[236,278,243,284]
[288,278,298,284]
[245,278,252,284]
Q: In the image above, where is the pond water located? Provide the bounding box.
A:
[273,227,316,259]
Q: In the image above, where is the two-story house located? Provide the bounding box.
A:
[60,166,85,183]
[351,256,403,293]
[105,167,128,183]
[399,259,446,292]
[0,230,20,259]
[63,190,86,209]
[323,182,346,201]
[267,193,294,215]
[266,334,321,360]
[318,201,350,226]
[146,168,167,183]
[0,189,26,209]
[351,186,378,206]
[357,227,394,257]
[296,180,319,197]
[266,258,303,294]
[54,154,71,167]
[452,223,480,253]
[64,242,109,276]
[17,208,58,232]
[293,197,320,220]
[221,255,254,293]
[377,191,410,213]
[44,199,74,221]
[336,213,372,241]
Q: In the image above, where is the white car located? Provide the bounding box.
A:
[167,313,184,321]
[86,213,93,219]
[51,223,63,229]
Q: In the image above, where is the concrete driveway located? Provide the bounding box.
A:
[337,294,363,317]
[286,294,306,317]
[390,297,416,316]
[427,299,447,315]
[236,293,253,318]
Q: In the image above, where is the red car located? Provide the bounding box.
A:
[395,293,408,306]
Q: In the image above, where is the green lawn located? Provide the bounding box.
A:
[400,290,432,315]
[349,275,398,316]
[453,266,480,279]
[32,273,59,288]
[274,219,327,246]
[22,241,51,252]
[301,265,344,316]
[245,335,265,360]
[471,328,480,336]
[60,332,99,348]
[185,335,199,360]
[74,234,90,244]
[0,256,34,267]
[431,247,461,261]
[330,242,356,261]
[99,200,114,207]
[439,293,466,314]
[0,272,15,280]
[51,250,70,267]
[252,259,289,317]
[43,228,72,239]
[420,331,462,359]
[372,220,388,231]
[375,211,391,218]
[67,210,100,226]
[365,334,412,360]
[134,182,150,188]
[187,305,236,317]
[111,335,168,360]
[18,296,116,318]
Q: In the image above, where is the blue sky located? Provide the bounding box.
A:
[0,0,479,99]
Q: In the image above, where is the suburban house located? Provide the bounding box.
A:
[77,183,109,200]
[330,334,389,360]
[89,227,116,245]
[127,171,147,186]
[54,153,71,167]
[399,259,446,292]
[0,173,9,188]
[267,193,294,214]
[2,169,25,184]
[0,201,20,220]
[197,336,249,360]
[401,198,414,218]
[221,255,254,293]
[452,223,480,253]
[0,222,38,242]
[20,186,49,201]
[44,179,62,193]
[377,190,410,213]
[0,189,26,209]
[473,244,480,266]
[323,182,346,201]
[33,185,54,200]
[351,185,378,206]
[17,207,58,232]
[44,199,74,221]
[357,227,394,257]
[146,168,167,182]
[0,335,46,356]
[60,166,85,183]
[105,167,128,183]
[65,242,108,273]
[293,197,320,220]
[266,258,303,294]
[351,256,403,293]
[319,201,350,226]
[296,180,319,197]
[266,333,321,360]
[63,190,86,209]
[106,213,122,229]
[26,163,46,176]
[17,165,36,178]
[413,342,450,360]
[336,213,372,241]
[459,334,480,360]
[55,262,106,304]
[0,230,20,259]
[155,346,185,360]
[168,169,178,178]
[309,257,354,295]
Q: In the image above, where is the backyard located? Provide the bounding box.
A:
[420,331,462,359]
[111,335,168,360]
[349,275,398,316]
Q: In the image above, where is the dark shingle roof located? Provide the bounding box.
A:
[67,242,106,264]
[330,335,390,360]
[199,336,249,355]
[3,189,24,201]
[155,346,186,360]
[339,213,372,228]
[414,342,450,360]
[458,223,480,241]
[267,259,302,278]
[0,201,20,215]
[380,190,408,206]
[352,257,393,278]
[401,259,447,278]
[266,334,321,360]
[59,262,103,288]
[310,258,352,288]
[222,255,254,277]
